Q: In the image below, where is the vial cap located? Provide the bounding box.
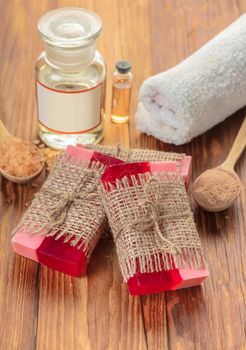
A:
[38,8,102,48]
[116,61,131,74]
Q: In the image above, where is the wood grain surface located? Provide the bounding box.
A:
[0,1,245,349]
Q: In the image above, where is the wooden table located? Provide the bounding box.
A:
[0,1,245,349]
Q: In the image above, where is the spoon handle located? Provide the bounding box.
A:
[0,119,10,140]
[223,117,246,170]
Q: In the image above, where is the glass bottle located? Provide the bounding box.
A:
[111,61,132,124]
[35,8,106,149]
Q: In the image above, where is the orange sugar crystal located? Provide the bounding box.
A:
[0,137,43,178]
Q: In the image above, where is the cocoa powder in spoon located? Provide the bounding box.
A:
[193,167,242,211]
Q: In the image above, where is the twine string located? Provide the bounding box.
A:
[136,177,179,254]
[115,143,121,157]
[115,177,190,255]
[42,168,100,226]
[115,143,133,161]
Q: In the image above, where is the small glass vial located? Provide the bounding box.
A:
[111,61,132,124]
[35,8,106,149]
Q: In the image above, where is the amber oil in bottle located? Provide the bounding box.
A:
[111,61,132,124]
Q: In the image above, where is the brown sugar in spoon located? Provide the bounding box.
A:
[193,117,246,212]
[0,119,44,184]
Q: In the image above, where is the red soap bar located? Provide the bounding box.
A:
[101,161,208,295]
[12,233,87,277]
[102,161,185,186]
[12,145,123,277]
[77,144,192,185]
[127,267,209,296]
[37,236,88,276]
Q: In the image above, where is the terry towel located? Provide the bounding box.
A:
[136,15,246,145]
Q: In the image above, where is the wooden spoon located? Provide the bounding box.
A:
[0,119,44,184]
[193,117,246,212]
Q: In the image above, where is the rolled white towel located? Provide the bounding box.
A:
[136,14,246,145]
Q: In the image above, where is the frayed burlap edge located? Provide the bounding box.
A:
[12,153,106,254]
[87,143,184,163]
[100,172,207,281]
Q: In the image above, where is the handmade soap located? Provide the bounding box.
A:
[78,143,192,184]
[101,161,208,295]
[12,145,122,276]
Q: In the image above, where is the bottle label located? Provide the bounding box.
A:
[37,81,102,133]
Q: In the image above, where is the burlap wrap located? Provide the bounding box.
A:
[89,144,184,163]
[13,153,106,255]
[100,172,206,281]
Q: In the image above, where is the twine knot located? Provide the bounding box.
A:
[137,177,179,255]
[116,177,189,255]
[42,168,100,226]
[65,191,75,205]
